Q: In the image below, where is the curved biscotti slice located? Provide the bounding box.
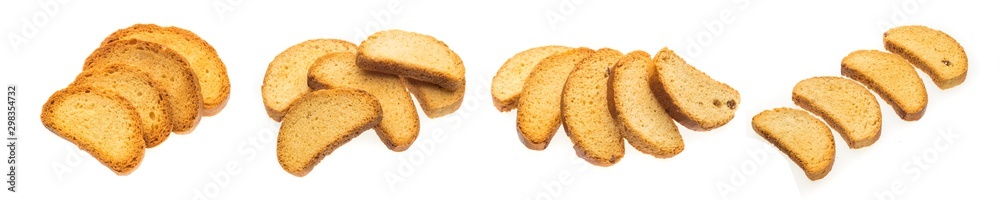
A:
[41,87,145,175]
[611,50,684,158]
[72,64,172,148]
[561,48,625,166]
[793,77,882,149]
[401,78,464,118]
[841,50,928,121]
[516,47,595,150]
[262,39,357,121]
[751,108,835,181]
[652,47,740,131]
[357,29,465,91]
[102,24,231,115]
[492,46,573,111]
[84,39,203,133]
[884,25,968,89]
[277,89,381,177]
[307,53,419,152]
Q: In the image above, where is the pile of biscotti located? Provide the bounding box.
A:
[491,46,740,166]
[262,30,465,177]
[40,24,230,175]
[752,25,968,181]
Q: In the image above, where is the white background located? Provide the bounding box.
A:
[2,0,998,199]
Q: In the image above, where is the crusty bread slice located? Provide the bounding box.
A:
[611,50,685,158]
[262,39,357,121]
[793,77,882,149]
[652,47,740,131]
[561,48,625,166]
[884,25,968,89]
[516,47,595,150]
[84,39,203,133]
[357,29,465,91]
[307,52,420,152]
[492,46,573,112]
[41,86,145,175]
[752,108,835,181]
[401,78,464,118]
[276,89,381,177]
[102,24,231,115]
[72,64,172,148]
[841,50,928,121]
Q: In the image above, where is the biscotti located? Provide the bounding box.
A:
[611,50,684,158]
[262,39,357,121]
[493,46,573,112]
[517,47,595,150]
[652,47,740,131]
[308,52,420,152]
[72,64,172,148]
[41,86,145,175]
[884,25,967,89]
[562,48,625,166]
[357,29,465,91]
[102,24,231,115]
[752,108,835,181]
[277,89,382,177]
[841,50,928,121]
[793,76,882,149]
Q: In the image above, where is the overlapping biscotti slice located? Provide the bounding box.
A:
[84,39,203,133]
[841,50,928,121]
[41,86,145,175]
[102,24,231,115]
[277,89,381,177]
[308,52,419,152]
[611,50,684,158]
[652,47,740,131]
[492,46,573,111]
[401,78,464,118]
[793,77,882,149]
[752,108,835,181]
[262,39,357,121]
[884,25,968,89]
[357,29,465,91]
[516,47,595,150]
[72,64,172,148]
[561,48,625,166]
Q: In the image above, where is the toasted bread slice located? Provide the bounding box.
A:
[752,108,835,181]
[562,48,625,166]
[401,78,464,118]
[308,52,420,151]
[652,47,739,131]
[276,89,381,177]
[611,50,685,158]
[72,64,172,148]
[41,86,145,175]
[357,30,465,91]
[793,77,882,149]
[102,24,231,115]
[884,25,968,89]
[492,46,573,111]
[262,39,357,121]
[84,39,203,133]
[516,47,595,150]
[841,50,928,121]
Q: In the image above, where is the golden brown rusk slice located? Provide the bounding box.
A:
[793,76,882,149]
[752,108,835,181]
[492,45,573,112]
[562,48,625,166]
[884,25,968,89]
[72,64,172,148]
[611,50,685,158]
[357,29,465,91]
[262,39,356,121]
[841,50,928,121]
[652,47,740,131]
[401,78,464,118]
[517,47,595,150]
